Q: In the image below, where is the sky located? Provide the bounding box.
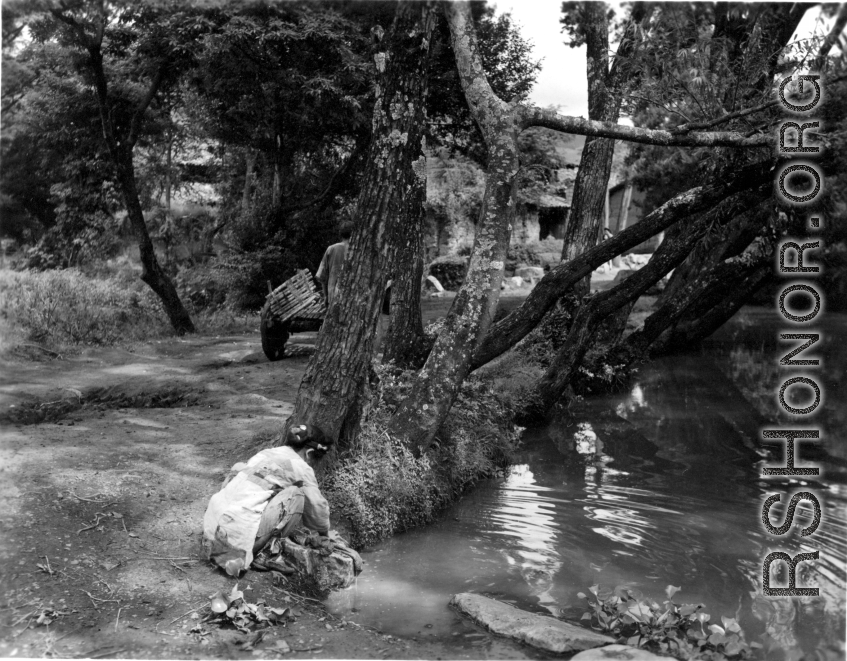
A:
[498,2,838,118]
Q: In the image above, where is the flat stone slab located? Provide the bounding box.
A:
[450,593,614,653]
[571,644,668,660]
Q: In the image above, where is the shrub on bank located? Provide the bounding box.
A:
[0,266,260,354]
[323,366,520,548]
[0,268,169,350]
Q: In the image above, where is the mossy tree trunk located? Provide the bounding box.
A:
[382,151,428,368]
[386,1,522,454]
[290,1,438,445]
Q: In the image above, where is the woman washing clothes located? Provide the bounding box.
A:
[203,424,360,578]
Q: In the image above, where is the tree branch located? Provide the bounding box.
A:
[128,65,166,148]
[443,1,506,136]
[49,7,92,48]
[520,105,771,148]
[671,98,778,133]
[813,3,847,73]
[279,140,367,214]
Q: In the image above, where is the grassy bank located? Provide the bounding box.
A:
[0,264,258,357]
[323,365,521,548]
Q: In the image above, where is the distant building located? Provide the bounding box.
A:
[606,180,661,254]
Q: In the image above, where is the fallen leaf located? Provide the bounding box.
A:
[210,593,229,614]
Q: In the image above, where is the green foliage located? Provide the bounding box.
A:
[579,584,760,660]
[428,5,542,162]
[323,366,519,548]
[0,268,169,349]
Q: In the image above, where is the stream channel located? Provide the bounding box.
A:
[325,308,847,658]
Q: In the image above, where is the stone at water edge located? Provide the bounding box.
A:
[450,593,614,653]
[570,644,667,660]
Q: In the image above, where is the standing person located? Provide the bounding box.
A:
[316,223,353,308]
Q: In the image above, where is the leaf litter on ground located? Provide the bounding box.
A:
[206,582,294,634]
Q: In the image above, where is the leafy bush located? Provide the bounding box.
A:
[174,263,229,312]
[579,584,760,660]
[0,268,169,350]
[322,366,519,548]
[214,242,300,312]
[428,254,468,291]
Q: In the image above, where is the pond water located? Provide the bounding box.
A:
[325,308,847,658]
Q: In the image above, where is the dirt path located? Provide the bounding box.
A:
[0,329,466,660]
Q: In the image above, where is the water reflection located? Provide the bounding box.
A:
[488,465,563,613]
[325,309,846,658]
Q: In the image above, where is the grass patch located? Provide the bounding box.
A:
[322,366,520,548]
[0,268,170,352]
[0,266,259,356]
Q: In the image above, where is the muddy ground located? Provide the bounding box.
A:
[0,295,534,660]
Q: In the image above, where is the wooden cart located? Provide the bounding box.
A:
[260,269,326,361]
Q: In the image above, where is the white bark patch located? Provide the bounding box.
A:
[412,156,427,182]
[374,52,386,73]
[388,129,409,147]
[490,260,504,270]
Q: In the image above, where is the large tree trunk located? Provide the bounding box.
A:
[386,1,521,454]
[382,156,427,368]
[559,3,645,295]
[289,1,438,446]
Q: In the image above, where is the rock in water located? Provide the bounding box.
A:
[571,644,667,660]
[450,593,613,653]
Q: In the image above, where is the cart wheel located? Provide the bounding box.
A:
[260,302,290,361]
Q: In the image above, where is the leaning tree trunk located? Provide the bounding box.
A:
[515,184,770,422]
[612,200,773,365]
[469,160,772,370]
[289,1,438,446]
[658,266,773,354]
[116,152,195,334]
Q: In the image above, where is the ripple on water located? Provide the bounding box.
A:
[325,310,847,656]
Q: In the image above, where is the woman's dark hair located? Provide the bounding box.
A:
[285,423,333,458]
[339,222,354,240]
